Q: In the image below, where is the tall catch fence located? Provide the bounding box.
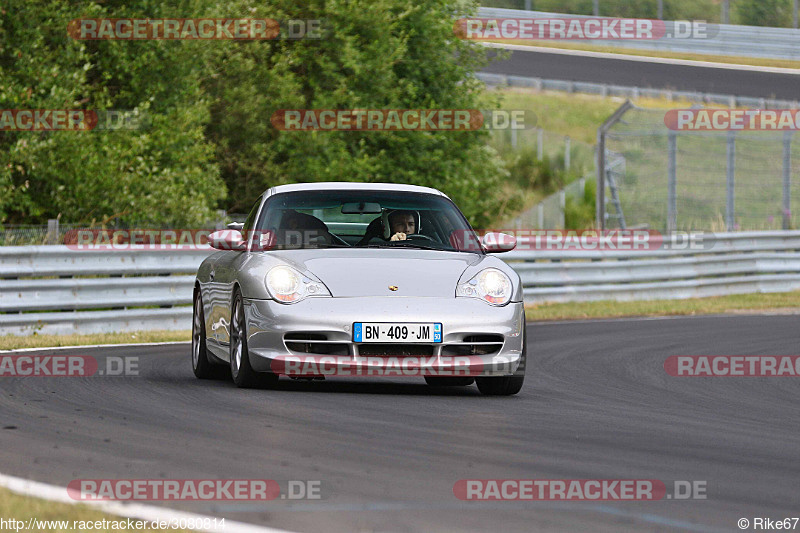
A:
[598,102,800,231]
[492,128,595,229]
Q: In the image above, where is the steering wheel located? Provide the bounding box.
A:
[404,233,435,242]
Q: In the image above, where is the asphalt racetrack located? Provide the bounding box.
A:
[482,47,800,100]
[1,315,799,532]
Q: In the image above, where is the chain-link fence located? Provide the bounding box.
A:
[510,177,588,229]
[599,103,800,231]
[492,127,595,229]
[0,212,243,246]
[491,125,593,167]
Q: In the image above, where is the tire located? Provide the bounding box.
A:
[191,289,217,379]
[475,317,527,396]
[230,289,278,389]
[424,376,475,387]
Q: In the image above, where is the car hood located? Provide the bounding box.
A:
[273,249,483,298]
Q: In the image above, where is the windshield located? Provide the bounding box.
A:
[253,189,482,253]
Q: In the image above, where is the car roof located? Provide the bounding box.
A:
[267,182,449,198]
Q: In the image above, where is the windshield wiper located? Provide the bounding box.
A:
[362,242,446,251]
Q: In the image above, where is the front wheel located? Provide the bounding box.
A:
[230,290,277,389]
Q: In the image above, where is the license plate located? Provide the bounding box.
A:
[353,322,442,343]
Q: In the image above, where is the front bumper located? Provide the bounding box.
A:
[243,296,525,377]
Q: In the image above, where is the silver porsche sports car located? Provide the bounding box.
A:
[192,182,526,395]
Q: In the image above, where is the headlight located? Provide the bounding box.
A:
[265,266,331,304]
[456,268,512,306]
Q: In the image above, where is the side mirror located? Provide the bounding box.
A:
[482,232,517,253]
[227,222,244,231]
[208,229,245,251]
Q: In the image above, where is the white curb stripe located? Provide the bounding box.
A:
[0,472,294,533]
[0,341,190,354]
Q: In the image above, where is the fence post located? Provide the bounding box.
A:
[667,132,677,233]
[593,0,599,16]
[795,0,799,29]
[537,128,544,161]
[525,0,532,11]
[46,219,59,245]
[596,100,633,231]
[564,136,571,171]
[657,0,663,19]
[559,190,566,229]
[597,130,606,229]
[538,204,544,228]
[726,131,736,231]
[784,131,793,229]
[511,118,518,149]
[721,0,730,24]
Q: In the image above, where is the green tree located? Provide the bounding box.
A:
[204,0,508,227]
[0,0,225,225]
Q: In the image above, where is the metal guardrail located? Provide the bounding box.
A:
[505,231,800,303]
[0,246,213,336]
[476,72,800,109]
[477,7,800,60]
[1,233,799,336]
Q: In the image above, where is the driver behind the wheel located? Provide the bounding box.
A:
[384,210,418,241]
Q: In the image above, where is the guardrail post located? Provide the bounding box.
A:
[784,131,793,229]
[565,136,571,171]
[726,131,736,231]
[668,132,677,232]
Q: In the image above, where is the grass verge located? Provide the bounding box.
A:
[493,89,689,144]
[0,486,190,532]
[0,330,190,351]
[526,291,800,321]
[487,40,800,70]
